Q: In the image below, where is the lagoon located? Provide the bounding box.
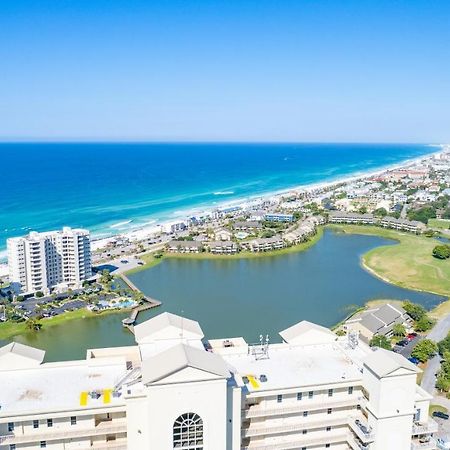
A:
[4,229,444,361]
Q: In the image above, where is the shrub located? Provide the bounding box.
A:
[433,245,450,259]
[402,301,427,321]
[414,315,435,332]
[369,335,391,350]
[411,339,438,363]
[35,291,44,298]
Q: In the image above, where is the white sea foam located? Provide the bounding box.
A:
[109,220,133,229]
[213,191,235,195]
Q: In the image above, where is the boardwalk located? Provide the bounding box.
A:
[120,274,161,333]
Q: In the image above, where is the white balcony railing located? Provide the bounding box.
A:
[0,421,127,445]
[243,395,364,419]
[412,418,439,435]
[242,431,349,450]
[411,437,437,450]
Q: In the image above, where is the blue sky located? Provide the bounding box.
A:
[1,0,449,142]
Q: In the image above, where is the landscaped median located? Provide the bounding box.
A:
[329,224,450,297]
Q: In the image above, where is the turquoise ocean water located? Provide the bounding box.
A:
[0,142,438,258]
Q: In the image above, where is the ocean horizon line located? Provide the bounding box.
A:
[0,140,444,146]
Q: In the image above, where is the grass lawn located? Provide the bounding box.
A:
[428,218,450,230]
[125,227,324,275]
[429,404,449,415]
[329,224,450,297]
[0,308,124,341]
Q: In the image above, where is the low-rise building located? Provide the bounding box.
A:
[244,236,286,252]
[0,312,437,450]
[264,213,294,223]
[344,303,412,342]
[232,221,262,231]
[213,228,233,241]
[328,211,375,225]
[207,241,239,254]
[379,217,426,234]
[166,241,203,253]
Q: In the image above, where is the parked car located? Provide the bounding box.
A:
[433,411,449,420]
[407,333,417,341]
[408,357,420,365]
[397,339,409,347]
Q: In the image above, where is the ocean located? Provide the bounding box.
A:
[0,142,438,257]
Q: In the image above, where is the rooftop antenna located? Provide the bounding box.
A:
[348,330,359,349]
[249,333,270,360]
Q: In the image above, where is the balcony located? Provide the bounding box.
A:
[348,417,375,442]
[243,416,347,438]
[0,420,127,445]
[412,418,439,435]
[243,431,348,449]
[411,437,437,450]
[348,435,370,450]
[243,395,364,419]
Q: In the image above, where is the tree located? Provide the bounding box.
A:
[407,206,436,224]
[414,315,435,332]
[369,335,391,350]
[26,318,42,332]
[411,339,438,363]
[432,245,450,260]
[99,269,113,284]
[438,333,450,356]
[402,301,427,321]
[373,207,388,218]
[392,323,406,337]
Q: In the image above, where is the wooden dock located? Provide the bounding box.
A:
[120,274,161,334]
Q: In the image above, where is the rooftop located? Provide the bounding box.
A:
[0,358,126,416]
[221,339,371,393]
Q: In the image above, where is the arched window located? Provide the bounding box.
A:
[173,413,204,449]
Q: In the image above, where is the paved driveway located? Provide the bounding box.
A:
[421,314,450,396]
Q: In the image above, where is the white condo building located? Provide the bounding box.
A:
[0,312,437,450]
[7,227,92,294]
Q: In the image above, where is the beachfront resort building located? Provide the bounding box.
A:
[7,227,92,295]
[0,312,437,450]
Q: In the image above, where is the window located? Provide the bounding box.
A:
[348,386,354,395]
[327,408,332,415]
[302,429,307,435]
[9,445,16,450]
[326,445,330,448]
[297,392,302,401]
[173,413,203,449]
[33,420,39,429]
[303,411,308,417]
[71,416,77,426]
[308,391,313,399]
[326,426,331,431]
[7,422,14,432]
[40,442,47,448]
[277,394,283,403]
[47,419,53,428]
[328,389,333,397]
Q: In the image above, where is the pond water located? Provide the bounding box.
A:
[3,229,444,361]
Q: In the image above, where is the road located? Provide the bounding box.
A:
[421,313,450,395]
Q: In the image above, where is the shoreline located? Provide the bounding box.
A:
[125,227,325,275]
[89,145,446,251]
[0,144,446,267]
